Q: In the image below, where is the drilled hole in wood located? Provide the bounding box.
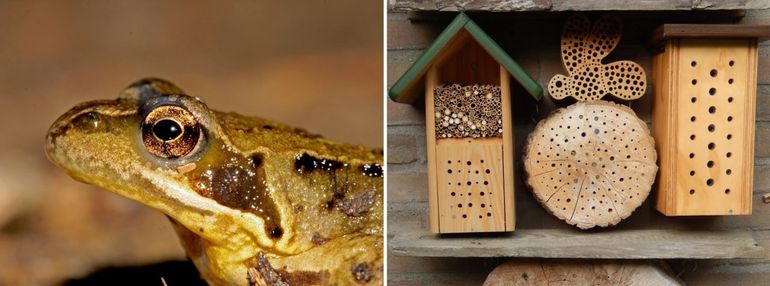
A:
[466,161,472,166]
[727,134,733,140]
[728,78,734,85]
[708,106,716,114]
[462,214,467,218]
[690,116,696,122]
[487,212,491,217]
[708,124,715,132]
[451,192,456,196]
[447,169,452,174]
[690,170,695,176]
[691,61,697,67]
[690,189,695,195]
[480,192,485,196]
[726,152,732,158]
[726,169,732,175]
[691,79,697,85]
[689,153,695,159]
[728,97,734,103]
[691,97,697,103]
[709,88,716,96]
[690,134,696,140]
[706,178,714,186]
[708,142,715,150]
[710,69,718,77]
[485,169,491,174]
[727,116,733,122]
[729,60,735,67]
[457,204,462,208]
[707,161,714,168]
[468,203,473,207]
[725,189,731,194]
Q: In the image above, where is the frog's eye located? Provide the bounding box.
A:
[141,105,201,158]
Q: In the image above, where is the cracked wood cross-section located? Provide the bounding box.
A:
[523,101,657,229]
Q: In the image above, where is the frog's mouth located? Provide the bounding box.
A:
[45,98,285,257]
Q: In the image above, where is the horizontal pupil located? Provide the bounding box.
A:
[153,119,183,141]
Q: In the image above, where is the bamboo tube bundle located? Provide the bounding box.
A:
[433,84,502,139]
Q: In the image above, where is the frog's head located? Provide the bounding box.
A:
[45,78,286,259]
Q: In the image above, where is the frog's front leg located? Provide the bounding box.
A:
[247,234,383,286]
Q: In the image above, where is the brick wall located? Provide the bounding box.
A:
[388,10,770,285]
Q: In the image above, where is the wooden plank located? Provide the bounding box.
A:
[390,0,770,11]
[389,0,551,12]
[391,227,764,259]
[652,40,677,215]
[426,66,440,233]
[436,138,505,233]
[500,65,514,232]
[650,24,770,46]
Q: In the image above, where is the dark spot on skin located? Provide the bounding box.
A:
[193,153,282,240]
[249,253,329,286]
[269,227,283,239]
[294,153,344,174]
[311,233,327,245]
[251,153,264,168]
[352,263,372,282]
[361,164,383,177]
[249,252,288,286]
[337,189,376,217]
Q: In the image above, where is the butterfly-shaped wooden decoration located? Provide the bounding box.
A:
[548,14,647,101]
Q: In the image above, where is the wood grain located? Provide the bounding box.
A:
[390,228,764,259]
[650,24,770,46]
[436,138,505,233]
[500,65,515,231]
[523,101,657,229]
[483,260,681,286]
[425,66,440,232]
[652,38,757,216]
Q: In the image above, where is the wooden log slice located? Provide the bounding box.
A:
[483,260,681,286]
[523,100,657,229]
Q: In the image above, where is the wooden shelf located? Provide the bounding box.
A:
[389,0,770,12]
[391,228,764,259]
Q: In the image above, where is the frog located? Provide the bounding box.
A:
[45,78,383,286]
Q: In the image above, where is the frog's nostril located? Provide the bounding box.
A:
[71,112,102,133]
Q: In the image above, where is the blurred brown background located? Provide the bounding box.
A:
[0,1,382,285]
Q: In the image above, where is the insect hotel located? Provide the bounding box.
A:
[650,25,770,216]
[388,13,542,233]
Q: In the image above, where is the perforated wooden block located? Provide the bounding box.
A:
[652,35,759,216]
[436,138,506,233]
[523,101,657,229]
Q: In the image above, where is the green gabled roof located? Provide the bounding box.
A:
[388,12,543,104]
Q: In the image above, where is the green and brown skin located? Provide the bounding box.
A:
[45,78,383,286]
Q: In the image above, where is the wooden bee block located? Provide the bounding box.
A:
[651,24,770,216]
[436,138,506,233]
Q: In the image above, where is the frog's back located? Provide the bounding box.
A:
[215,111,383,252]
